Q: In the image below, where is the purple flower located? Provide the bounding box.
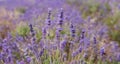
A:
[58,8,64,26]
[83,53,88,59]
[26,57,31,63]
[81,38,90,50]
[60,40,67,50]
[52,44,57,50]
[0,53,3,60]
[39,48,44,57]
[70,23,76,37]
[7,32,12,40]
[2,38,8,43]
[29,24,34,33]
[100,47,105,56]
[81,29,85,39]
[16,35,24,42]
[46,19,51,26]
[56,30,60,39]
[6,54,12,63]
[113,43,119,50]
[31,37,36,43]
[78,47,82,53]
[39,40,44,48]
[47,8,52,19]
[57,26,63,32]
[92,37,98,54]
[46,8,52,26]
[42,27,47,39]
[72,46,82,57]
[62,53,67,61]
[117,54,120,61]
[17,60,25,64]
[93,37,97,44]
[59,8,64,18]
[72,51,79,57]
[29,24,35,37]
[29,24,36,44]
[55,27,63,39]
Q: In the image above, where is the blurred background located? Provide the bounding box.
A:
[0,0,120,44]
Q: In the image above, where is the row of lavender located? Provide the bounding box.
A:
[0,8,119,64]
[0,0,120,64]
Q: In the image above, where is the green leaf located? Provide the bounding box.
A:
[16,22,30,37]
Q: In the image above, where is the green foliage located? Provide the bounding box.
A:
[81,3,100,18]
[34,27,42,42]
[16,7,26,14]
[43,59,50,64]
[53,59,61,64]
[36,31,42,42]
[47,29,55,40]
[60,30,66,35]
[109,30,120,43]
[89,4,99,13]
[55,49,60,59]
[61,27,70,35]
[16,22,30,37]
[104,11,120,44]
[104,17,115,26]
[104,10,120,26]
[13,52,21,60]
[104,3,111,12]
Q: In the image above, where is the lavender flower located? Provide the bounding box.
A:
[17,60,25,64]
[55,27,63,40]
[39,48,44,57]
[39,40,44,48]
[52,44,57,50]
[72,46,82,57]
[72,51,78,57]
[83,53,88,59]
[26,56,31,63]
[100,47,105,56]
[117,54,120,61]
[70,23,76,37]
[29,24,35,38]
[93,37,97,44]
[58,8,64,26]
[78,46,82,53]
[62,53,67,61]
[60,40,67,50]
[6,54,12,63]
[42,27,47,39]
[92,37,98,53]
[29,24,36,43]
[46,8,52,26]
[81,29,85,39]
[84,38,90,49]
[29,24,34,33]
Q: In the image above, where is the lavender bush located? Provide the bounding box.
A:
[0,0,120,64]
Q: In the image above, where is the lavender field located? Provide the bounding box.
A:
[0,0,120,64]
